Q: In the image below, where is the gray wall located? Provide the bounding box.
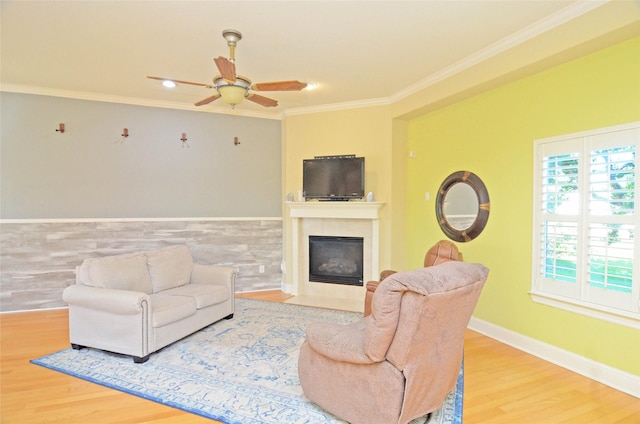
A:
[1,93,285,311]
[1,92,282,218]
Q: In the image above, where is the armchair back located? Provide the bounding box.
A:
[300,261,489,424]
[374,263,486,421]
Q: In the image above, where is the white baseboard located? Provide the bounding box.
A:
[468,317,640,398]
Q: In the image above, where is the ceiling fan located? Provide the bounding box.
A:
[148,29,307,108]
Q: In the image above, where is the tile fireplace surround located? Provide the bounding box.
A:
[286,201,384,311]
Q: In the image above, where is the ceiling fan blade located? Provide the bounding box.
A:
[246,93,278,107]
[213,57,236,83]
[147,76,212,88]
[194,94,221,106]
[251,80,307,91]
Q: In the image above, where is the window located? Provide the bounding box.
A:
[532,122,639,328]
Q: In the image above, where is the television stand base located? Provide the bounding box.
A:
[318,198,359,202]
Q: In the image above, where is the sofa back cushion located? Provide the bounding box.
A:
[82,252,153,293]
[146,245,194,293]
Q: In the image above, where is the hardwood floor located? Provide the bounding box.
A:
[1,291,638,423]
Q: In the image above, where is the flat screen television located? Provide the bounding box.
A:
[303,155,365,201]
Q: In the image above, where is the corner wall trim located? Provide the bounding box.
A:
[468,317,640,398]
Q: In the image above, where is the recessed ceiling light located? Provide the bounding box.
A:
[162,80,176,88]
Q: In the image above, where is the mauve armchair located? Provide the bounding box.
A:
[298,261,488,424]
[364,239,463,316]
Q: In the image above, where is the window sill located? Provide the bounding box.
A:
[529,291,640,330]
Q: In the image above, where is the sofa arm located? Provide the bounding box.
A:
[190,264,238,287]
[62,284,150,315]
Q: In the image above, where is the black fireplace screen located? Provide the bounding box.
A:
[308,235,364,286]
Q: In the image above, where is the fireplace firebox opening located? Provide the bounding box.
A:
[309,235,364,286]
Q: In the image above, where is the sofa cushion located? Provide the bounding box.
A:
[76,260,91,285]
[150,293,197,328]
[163,284,229,309]
[146,245,194,293]
[85,252,153,293]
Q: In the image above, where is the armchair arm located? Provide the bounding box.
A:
[379,269,397,281]
[190,264,238,287]
[366,280,380,292]
[364,281,380,317]
[366,270,397,294]
[305,320,377,365]
[363,271,397,317]
[62,284,149,315]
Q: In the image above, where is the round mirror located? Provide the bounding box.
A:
[436,171,490,242]
[444,183,479,230]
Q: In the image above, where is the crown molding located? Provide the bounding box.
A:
[389,0,609,104]
[282,97,391,117]
[287,1,610,115]
[0,84,282,120]
[0,1,611,119]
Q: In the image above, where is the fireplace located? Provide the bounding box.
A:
[309,236,364,286]
[286,201,383,305]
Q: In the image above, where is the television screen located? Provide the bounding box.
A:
[303,156,365,200]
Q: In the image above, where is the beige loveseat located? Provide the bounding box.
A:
[62,245,237,363]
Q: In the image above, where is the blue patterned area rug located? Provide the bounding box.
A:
[32,298,463,424]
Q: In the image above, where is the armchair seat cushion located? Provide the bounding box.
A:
[163,284,229,309]
[305,320,374,364]
[150,293,197,328]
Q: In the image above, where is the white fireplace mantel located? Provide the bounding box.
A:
[286,201,385,306]
[287,201,384,220]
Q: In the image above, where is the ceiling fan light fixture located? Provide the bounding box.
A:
[218,84,247,106]
[162,80,176,88]
[214,75,251,107]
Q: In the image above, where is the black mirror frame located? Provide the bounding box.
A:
[435,170,490,242]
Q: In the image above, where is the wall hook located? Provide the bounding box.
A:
[55,123,65,133]
[234,136,240,146]
[121,128,129,138]
[181,132,189,148]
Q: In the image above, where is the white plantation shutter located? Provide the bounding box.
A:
[532,123,639,327]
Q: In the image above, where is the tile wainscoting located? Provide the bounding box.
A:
[0,218,283,312]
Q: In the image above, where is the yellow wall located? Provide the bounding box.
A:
[407,36,640,375]
[282,106,396,289]
[282,36,639,375]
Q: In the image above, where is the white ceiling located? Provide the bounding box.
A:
[2,1,639,118]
